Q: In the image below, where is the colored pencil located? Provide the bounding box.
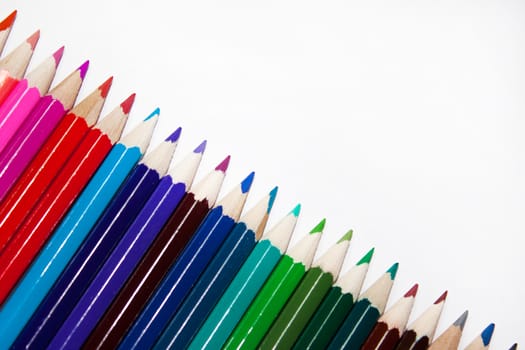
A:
[0,61,87,228]
[464,323,495,350]
[0,46,63,155]
[294,248,374,349]
[0,87,128,307]
[47,146,210,350]
[120,172,254,350]
[394,291,447,350]
[0,77,111,248]
[223,218,325,350]
[0,30,39,105]
[509,343,518,350]
[153,187,278,349]
[0,111,156,348]
[188,204,300,350]
[327,262,399,350]
[427,310,468,350]
[361,283,418,350]
[260,230,352,349]
[0,10,16,56]
[12,127,180,350]
[79,155,229,348]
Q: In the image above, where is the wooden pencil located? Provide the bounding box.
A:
[0,46,63,155]
[0,61,87,229]
[12,128,179,350]
[293,248,374,349]
[0,10,16,56]
[427,310,468,350]
[464,323,495,350]
[327,262,399,350]
[361,283,418,350]
[152,187,278,349]
[0,77,111,248]
[509,343,518,350]
[188,204,300,350]
[223,219,325,350]
[120,172,254,350]
[1,111,156,348]
[0,29,39,105]
[259,230,352,349]
[47,147,210,348]
[0,86,127,308]
[394,291,447,350]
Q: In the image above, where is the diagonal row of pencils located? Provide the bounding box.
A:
[0,9,517,350]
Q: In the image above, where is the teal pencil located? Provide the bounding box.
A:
[188,204,301,350]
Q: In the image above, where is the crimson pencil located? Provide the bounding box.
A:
[0,10,16,56]
[0,46,63,155]
[0,93,132,305]
[0,30,39,105]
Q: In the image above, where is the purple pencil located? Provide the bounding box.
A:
[48,141,206,350]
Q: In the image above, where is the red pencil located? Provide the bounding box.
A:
[0,10,17,56]
[0,94,133,305]
[0,30,39,105]
[0,77,112,251]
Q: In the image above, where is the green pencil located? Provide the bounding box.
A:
[293,248,374,349]
[259,230,352,349]
[187,204,300,350]
[327,262,399,350]
[223,219,325,350]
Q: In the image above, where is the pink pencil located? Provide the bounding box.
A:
[0,61,87,201]
[0,47,63,153]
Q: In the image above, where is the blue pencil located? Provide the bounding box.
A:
[119,172,255,350]
[47,141,205,350]
[12,127,180,349]
[154,186,278,349]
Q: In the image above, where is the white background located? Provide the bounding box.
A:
[2,0,524,348]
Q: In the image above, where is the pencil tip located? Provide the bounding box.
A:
[0,10,17,30]
[268,186,278,213]
[241,172,255,193]
[98,76,113,98]
[215,155,230,172]
[435,290,448,304]
[193,140,206,153]
[145,108,160,120]
[166,127,182,142]
[387,262,399,279]
[405,283,419,297]
[509,343,518,350]
[455,310,469,329]
[310,219,326,234]
[120,93,136,114]
[337,229,352,243]
[78,60,89,80]
[357,247,374,265]
[27,29,40,49]
[481,323,495,345]
[290,203,301,217]
[52,46,65,66]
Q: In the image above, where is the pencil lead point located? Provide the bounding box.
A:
[455,310,469,330]
[120,93,136,114]
[240,172,255,193]
[193,140,206,153]
[405,283,419,297]
[267,186,278,213]
[166,127,182,142]
[52,46,64,66]
[98,76,113,98]
[357,247,374,265]
[145,108,160,120]
[387,262,399,279]
[0,10,17,30]
[78,60,89,80]
[290,203,301,217]
[337,229,352,243]
[310,219,326,234]
[27,29,40,49]
[481,323,495,346]
[215,155,230,172]
[435,290,448,304]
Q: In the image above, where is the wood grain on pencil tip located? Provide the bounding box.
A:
[0,10,17,56]
[428,310,468,350]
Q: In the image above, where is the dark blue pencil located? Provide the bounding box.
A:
[117,172,254,350]
[11,128,181,349]
[154,186,278,349]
